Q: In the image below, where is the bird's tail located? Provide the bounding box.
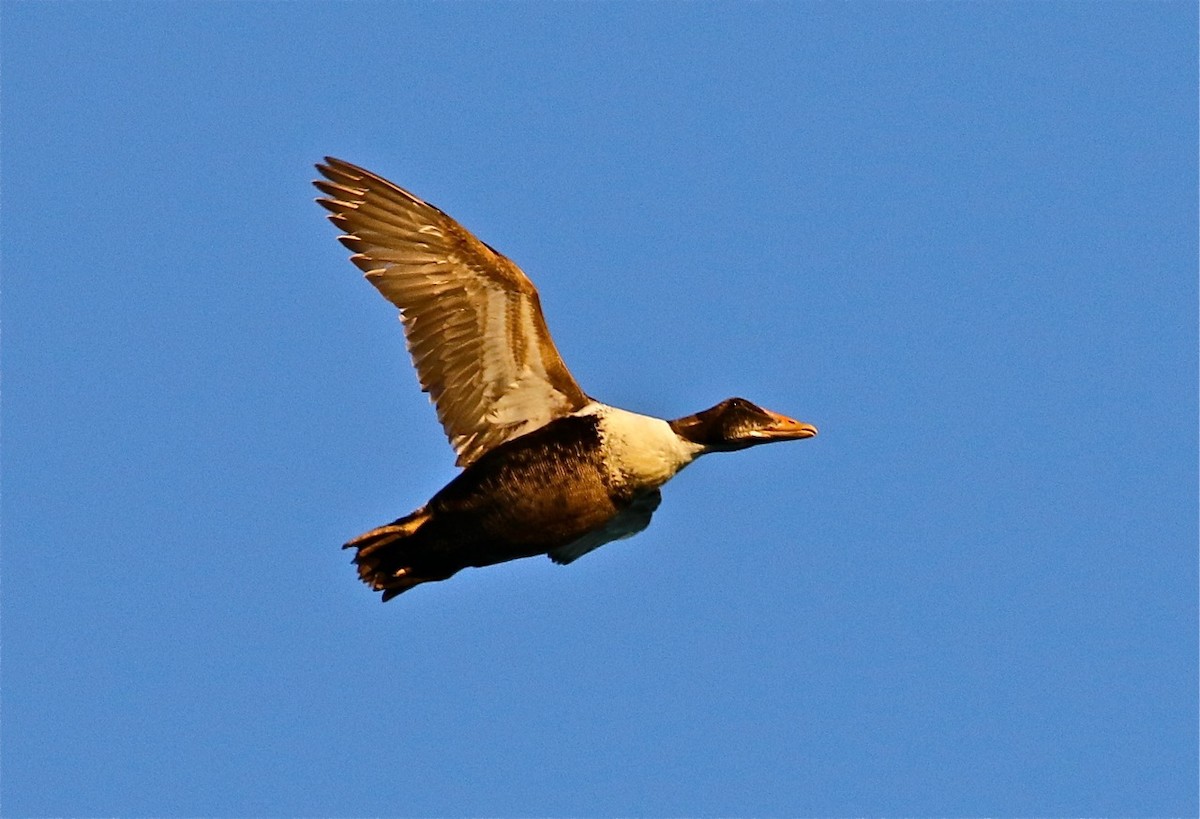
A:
[343,507,440,601]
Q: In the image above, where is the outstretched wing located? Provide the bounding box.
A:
[314,158,590,467]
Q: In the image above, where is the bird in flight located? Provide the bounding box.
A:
[314,158,817,600]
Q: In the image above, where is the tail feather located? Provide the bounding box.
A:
[343,508,442,600]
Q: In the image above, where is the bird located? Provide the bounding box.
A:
[314,157,818,600]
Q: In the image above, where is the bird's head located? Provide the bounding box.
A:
[669,398,817,453]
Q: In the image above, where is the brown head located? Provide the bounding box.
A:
[668,398,818,453]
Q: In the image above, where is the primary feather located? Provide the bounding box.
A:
[314,157,589,467]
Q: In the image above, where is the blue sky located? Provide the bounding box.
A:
[2,3,1196,816]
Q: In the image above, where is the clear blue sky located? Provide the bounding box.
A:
[3,3,1196,816]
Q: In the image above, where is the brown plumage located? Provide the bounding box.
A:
[344,414,625,601]
[314,159,818,599]
[314,157,589,467]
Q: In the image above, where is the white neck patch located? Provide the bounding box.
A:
[579,403,705,490]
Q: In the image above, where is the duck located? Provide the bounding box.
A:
[314,158,818,600]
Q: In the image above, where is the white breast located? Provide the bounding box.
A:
[579,403,705,489]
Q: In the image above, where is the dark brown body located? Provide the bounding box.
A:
[315,160,820,601]
[349,414,637,598]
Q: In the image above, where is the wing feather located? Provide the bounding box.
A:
[314,157,590,466]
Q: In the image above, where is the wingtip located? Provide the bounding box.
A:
[314,156,350,183]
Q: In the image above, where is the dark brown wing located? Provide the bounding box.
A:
[314,158,590,467]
